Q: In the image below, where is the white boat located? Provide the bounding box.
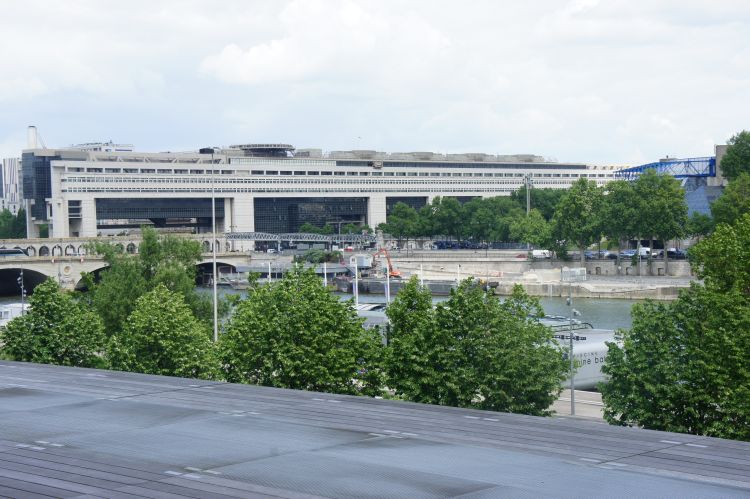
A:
[0,303,29,327]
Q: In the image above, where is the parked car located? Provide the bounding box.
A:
[657,248,687,259]
[620,249,636,258]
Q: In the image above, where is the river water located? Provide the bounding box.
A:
[1,288,639,332]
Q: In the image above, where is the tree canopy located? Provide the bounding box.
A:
[601,213,750,440]
[385,280,567,415]
[711,173,750,227]
[720,130,750,180]
[552,178,604,263]
[0,208,27,239]
[219,267,383,395]
[107,285,219,379]
[85,226,214,334]
[1,279,106,367]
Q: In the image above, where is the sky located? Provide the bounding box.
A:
[1,0,748,165]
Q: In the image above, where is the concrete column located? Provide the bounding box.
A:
[51,199,70,238]
[25,200,40,238]
[79,199,97,237]
[223,197,233,234]
[368,195,387,229]
[232,196,254,251]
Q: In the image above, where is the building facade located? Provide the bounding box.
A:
[1,157,23,214]
[21,143,618,240]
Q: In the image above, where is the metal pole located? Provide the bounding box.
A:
[18,270,24,315]
[457,264,461,283]
[569,283,575,416]
[323,261,327,288]
[420,263,424,287]
[354,262,359,308]
[385,269,391,304]
[211,151,219,343]
[268,261,272,284]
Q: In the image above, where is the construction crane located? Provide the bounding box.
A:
[372,248,402,278]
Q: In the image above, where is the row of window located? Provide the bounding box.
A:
[65,167,614,179]
[61,176,608,187]
[62,186,521,194]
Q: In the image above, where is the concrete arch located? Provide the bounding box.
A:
[26,246,36,256]
[39,246,50,257]
[126,243,137,254]
[52,245,63,257]
[77,245,87,256]
[65,244,77,256]
[202,240,211,252]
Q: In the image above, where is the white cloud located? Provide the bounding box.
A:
[0,0,748,164]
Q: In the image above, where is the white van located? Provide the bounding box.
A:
[637,247,651,257]
[531,249,551,259]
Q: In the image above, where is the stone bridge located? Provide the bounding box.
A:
[0,236,252,295]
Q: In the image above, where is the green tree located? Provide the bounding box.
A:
[0,208,26,239]
[552,178,604,264]
[426,196,464,240]
[686,212,714,240]
[690,212,750,296]
[219,267,383,395]
[602,214,750,440]
[107,285,219,379]
[511,187,566,221]
[602,180,639,267]
[85,226,213,334]
[711,173,750,227]
[385,281,567,415]
[380,202,420,244]
[383,277,434,400]
[1,279,106,367]
[634,170,687,274]
[509,209,551,249]
[719,130,750,180]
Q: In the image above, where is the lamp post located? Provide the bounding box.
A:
[17,270,25,315]
[561,266,587,416]
[210,148,219,343]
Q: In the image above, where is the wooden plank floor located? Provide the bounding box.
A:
[1,361,749,498]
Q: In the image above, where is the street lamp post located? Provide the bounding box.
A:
[561,266,587,416]
[17,270,25,315]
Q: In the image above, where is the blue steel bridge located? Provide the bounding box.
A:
[614,156,716,180]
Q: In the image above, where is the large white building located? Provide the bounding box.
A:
[21,141,618,239]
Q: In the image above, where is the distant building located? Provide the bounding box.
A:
[1,157,23,214]
[20,134,619,240]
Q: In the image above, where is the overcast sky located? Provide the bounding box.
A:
[1,0,748,165]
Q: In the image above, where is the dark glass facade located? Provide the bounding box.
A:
[96,198,224,220]
[21,152,58,220]
[254,197,368,233]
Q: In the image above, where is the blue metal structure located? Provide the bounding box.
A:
[615,156,716,180]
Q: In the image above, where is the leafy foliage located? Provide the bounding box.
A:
[509,209,551,248]
[690,212,750,296]
[552,178,605,262]
[601,286,750,440]
[602,214,750,440]
[1,279,106,367]
[385,281,567,415]
[84,226,213,334]
[711,173,750,227]
[219,267,384,395]
[0,208,27,239]
[720,130,750,180]
[686,212,714,240]
[107,285,219,379]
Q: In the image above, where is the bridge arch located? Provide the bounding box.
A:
[51,245,63,257]
[65,244,77,256]
[0,267,50,297]
[126,243,137,254]
[39,246,50,257]
[25,246,36,257]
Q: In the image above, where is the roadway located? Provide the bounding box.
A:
[1,361,749,498]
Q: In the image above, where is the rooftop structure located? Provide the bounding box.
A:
[1,361,748,498]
